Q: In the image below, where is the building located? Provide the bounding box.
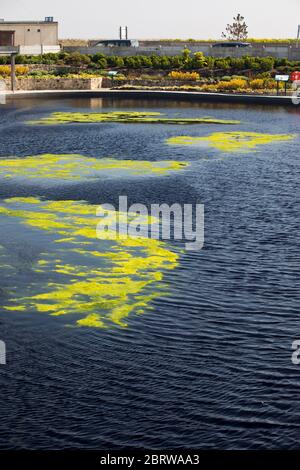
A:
[0,17,60,54]
[93,39,139,48]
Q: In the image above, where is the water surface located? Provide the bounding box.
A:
[0,97,299,449]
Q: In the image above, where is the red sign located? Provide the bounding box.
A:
[291,71,300,81]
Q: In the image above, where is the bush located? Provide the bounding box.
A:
[64,52,91,67]
[216,78,248,91]
[0,65,29,76]
[28,70,50,77]
[249,78,265,89]
[0,56,9,65]
[229,57,246,70]
[259,57,275,72]
[214,58,230,70]
[243,56,260,71]
[193,52,207,68]
[168,71,200,81]
[231,75,248,80]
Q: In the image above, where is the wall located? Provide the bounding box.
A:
[19,46,61,55]
[4,77,104,91]
[64,44,300,60]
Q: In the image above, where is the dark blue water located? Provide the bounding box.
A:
[0,97,299,449]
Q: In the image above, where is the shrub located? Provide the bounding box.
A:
[199,83,218,92]
[216,78,248,91]
[263,78,277,89]
[259,57,275,72]
[0,56,9,65]
[168,71,200,81]
[243,56,261,71]
[249,78,265,89]
[64,52,91,67]
[231,75,248,81]
[193,52,207,68]
[28,70,51,77]
[0,65,12,76]
[214,58,230,70]
[256,72,272,79]
[229,57,246,70]
[0,65,29,76]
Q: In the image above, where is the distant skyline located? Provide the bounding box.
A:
[1,0,300,39]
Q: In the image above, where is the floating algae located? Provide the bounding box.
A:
[0,197,178,328]
[0,154,188,182]
[167,131,296,153]
[28,111,240,126]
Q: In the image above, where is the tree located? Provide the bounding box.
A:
[222,14,248,41]
[193,52,207,68]
[182,48,191,63]
[64,52,91,67]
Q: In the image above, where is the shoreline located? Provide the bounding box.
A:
[4,88,298,106]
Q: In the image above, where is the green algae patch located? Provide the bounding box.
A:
[0,154,188,182]
[0,197,178,329]
[28,111,240,126]
[167,131,296,152]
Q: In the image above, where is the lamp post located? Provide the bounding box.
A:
[10,53,16,92]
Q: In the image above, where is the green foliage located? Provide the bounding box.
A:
[7,50,290,79]
[214,59,231,70]
[64,52,91,67]
[259,57,275,72]
[193,52,207,68]
[0,56,9,65]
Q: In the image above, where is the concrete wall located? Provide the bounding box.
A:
[4,77,105,91]
[0,22,58,46]
[19,45,61,55]
[64,44,300,60]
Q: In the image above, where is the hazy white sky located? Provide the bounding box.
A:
[1,0,300,39]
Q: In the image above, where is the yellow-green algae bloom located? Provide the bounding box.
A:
[167,131,296,152]
[28,111,240,126]
[0,154,188,182]
[0,197,179,328]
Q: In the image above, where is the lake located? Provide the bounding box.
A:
[0,96,299,449]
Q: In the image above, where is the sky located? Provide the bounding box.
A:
[1,0,300,39]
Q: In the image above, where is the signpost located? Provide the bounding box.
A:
[275,74,289,96]
[108,71,118,89]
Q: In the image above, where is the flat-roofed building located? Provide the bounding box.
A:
[0,17,60,54]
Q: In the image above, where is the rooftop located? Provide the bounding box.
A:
[0,20,58,25]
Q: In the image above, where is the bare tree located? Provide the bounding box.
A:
[222,14,248,41]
